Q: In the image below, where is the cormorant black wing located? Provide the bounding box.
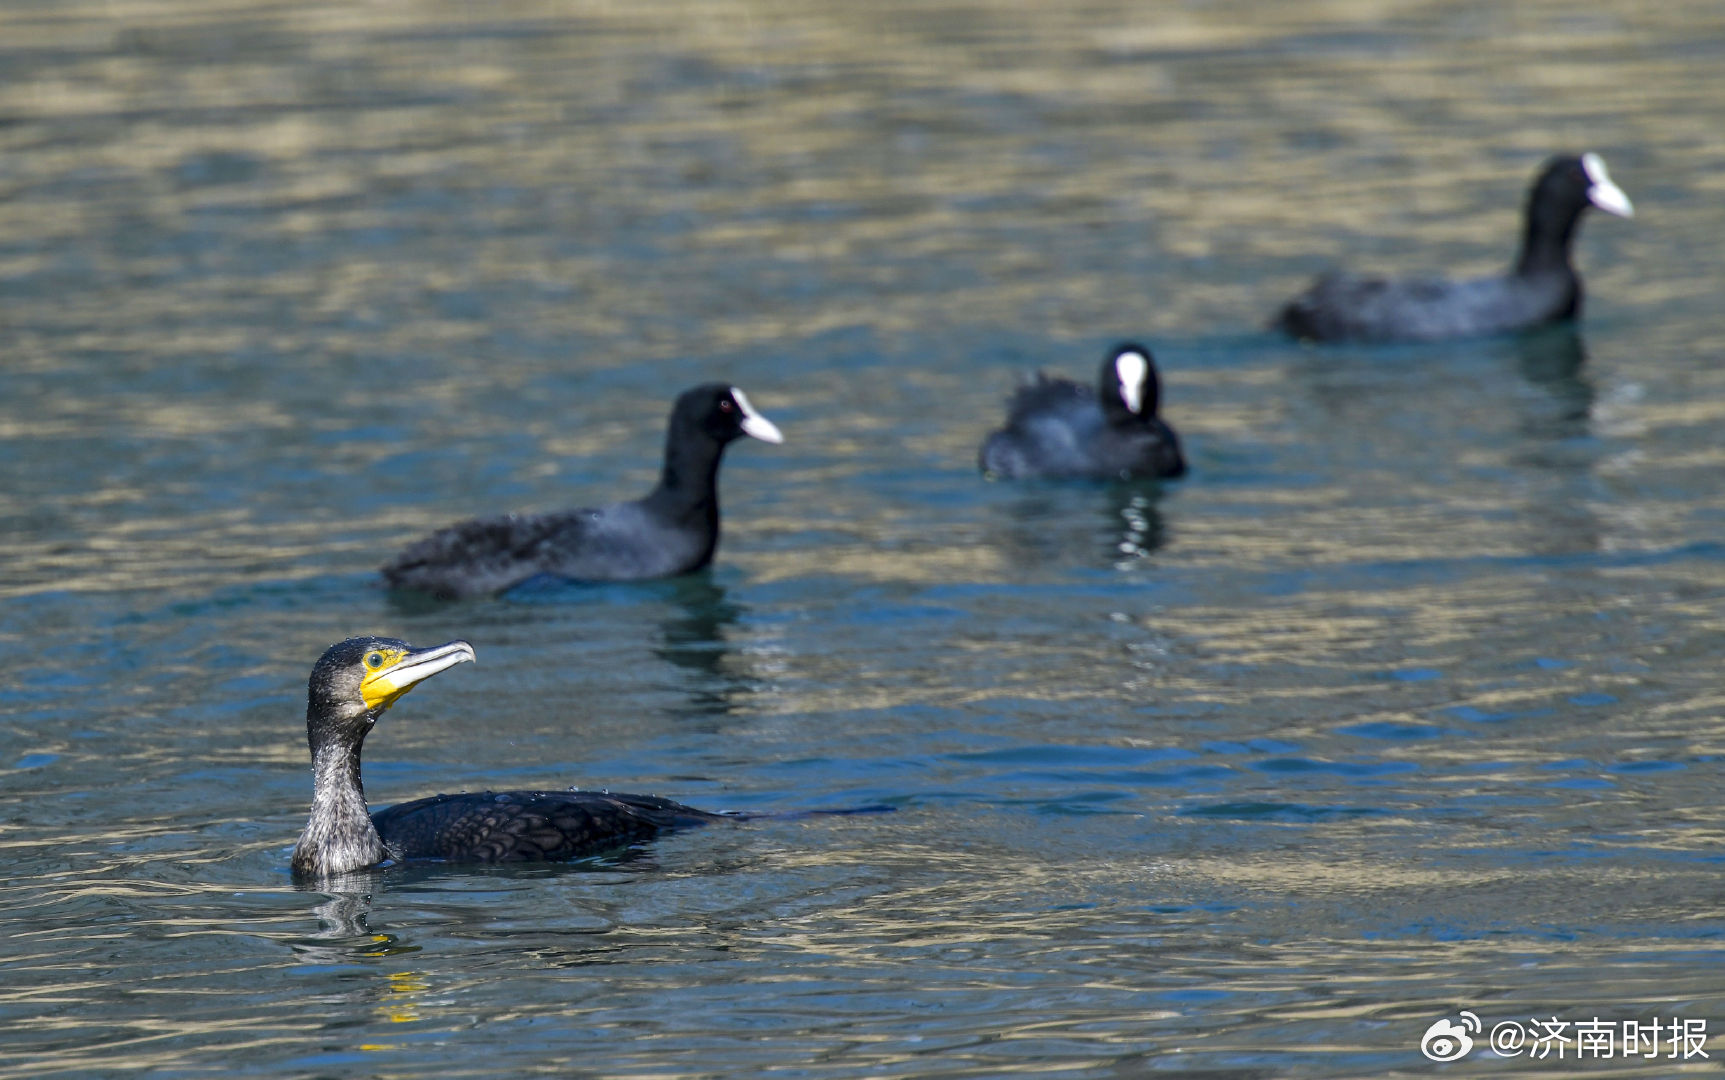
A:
[371,789,724,863]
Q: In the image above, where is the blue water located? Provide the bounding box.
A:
[4,0,1725,1075]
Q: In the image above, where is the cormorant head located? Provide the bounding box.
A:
[1097,343,1162,424]
[305,636,475,753]
[672,383,784,448]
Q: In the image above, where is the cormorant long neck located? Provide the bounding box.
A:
[292,711,387,877]
[644,428,726,527]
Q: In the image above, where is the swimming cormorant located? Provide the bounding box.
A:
[1273,152,1633,342]
[979,342,1187,481]
[291,636,723,879]
[381,383,783,599]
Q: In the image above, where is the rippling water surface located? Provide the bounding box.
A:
[4,1,1725,1075]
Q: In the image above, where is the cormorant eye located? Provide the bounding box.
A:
[366,652,385,670]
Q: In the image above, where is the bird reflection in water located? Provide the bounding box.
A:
[388,572,757,721]
[652,576,756,721]
[1510,325,1593,442]
[1289,323,1596,453]
[290,875,410,962]
[993,481,1172,571]
[653,576,742,676]
[290,881,437,1037]
[1111,489,1169,566]
[1506,327,1604,558]
[1290,324,1604,558]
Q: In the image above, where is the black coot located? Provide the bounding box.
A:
[979,343,1186,481]
[1274,153,1633,343]
[382,383,782,599]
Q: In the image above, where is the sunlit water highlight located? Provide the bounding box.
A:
[3,0,1725,1075]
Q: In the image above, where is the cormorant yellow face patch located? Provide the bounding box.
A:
[353,641,417,710]
[357,647,415,710]
[357,640,477,712]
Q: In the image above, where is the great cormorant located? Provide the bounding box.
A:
[291,636,722,879]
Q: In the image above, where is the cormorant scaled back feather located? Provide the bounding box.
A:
[370,790,721,864]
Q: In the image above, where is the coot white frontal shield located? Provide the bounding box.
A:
[731,388,784,444]
[1115,351,1149,415]
[1581,152,1633,218]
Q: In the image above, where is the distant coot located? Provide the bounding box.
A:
[381,383,783,599]
[1273,152,1633,343]
[979,343,1187,481]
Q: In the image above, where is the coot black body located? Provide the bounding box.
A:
[382,383,782,599]
[1274,153,1633,343]
[979,343,1186,481]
